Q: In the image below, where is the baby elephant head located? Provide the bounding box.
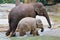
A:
[36,19,44,32]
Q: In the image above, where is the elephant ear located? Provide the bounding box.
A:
[34,6,45,15]
[34,7,40,15]
[34,7,43,15]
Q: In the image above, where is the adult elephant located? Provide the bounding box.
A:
[6,2,51,37]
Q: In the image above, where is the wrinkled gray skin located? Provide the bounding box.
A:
[6,2,51,37]
[17,17,44,36]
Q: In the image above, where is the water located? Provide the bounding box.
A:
[0,32,60,40]
[0,19,8,25]
[38,28,51,36]
[0,32,11,40]
[0,28,60,40]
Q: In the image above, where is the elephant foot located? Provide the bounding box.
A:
[8,32,16,37]
[10,33,16,37]
[6,30,10,36]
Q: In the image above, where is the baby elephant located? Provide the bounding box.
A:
[17,17,44,36]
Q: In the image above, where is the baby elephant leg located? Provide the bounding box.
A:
[32,29,39,36]
[19,30,26,36]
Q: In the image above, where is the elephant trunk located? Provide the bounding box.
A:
[43,10,52,28]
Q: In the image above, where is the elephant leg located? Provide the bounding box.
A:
[9,21,19,37]
[19,30,26,36]
[6,21,17,37]
[32,29,39,36]
[30,30,33,34]
[6,18,12,36]
[6,18,19,37]
[8,31,16,37]
[6,29,11,36]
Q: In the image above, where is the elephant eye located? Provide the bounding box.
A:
[35,8,38,11]
[39,8,43,10]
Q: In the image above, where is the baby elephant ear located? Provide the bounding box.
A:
[36,19,43,28]
[36,19,42,23]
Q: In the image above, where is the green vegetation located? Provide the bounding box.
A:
[10,36,60,40]
[0,0,47,4]
[0,0,15,3]
[50,15,60,22]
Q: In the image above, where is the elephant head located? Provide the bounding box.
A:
[33,3,51,28]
